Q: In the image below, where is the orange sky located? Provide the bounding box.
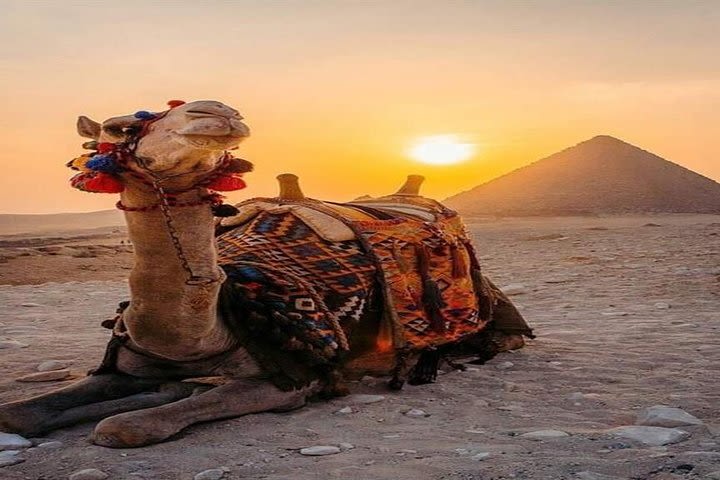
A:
[1,1,718,214]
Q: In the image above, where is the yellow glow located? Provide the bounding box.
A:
[408,135,475,165]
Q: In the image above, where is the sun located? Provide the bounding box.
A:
[408,135,475,165]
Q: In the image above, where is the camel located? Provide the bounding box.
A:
[0,100,532,448]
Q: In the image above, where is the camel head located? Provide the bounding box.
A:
[71,100,251,192]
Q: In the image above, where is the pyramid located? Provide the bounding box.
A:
[445,135,720,215]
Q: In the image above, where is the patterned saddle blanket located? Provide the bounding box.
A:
[216,193,493,372]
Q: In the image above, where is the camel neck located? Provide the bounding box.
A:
[120,187,234,361]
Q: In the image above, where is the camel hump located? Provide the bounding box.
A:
[277,173,305,201]
[394,175,425,196]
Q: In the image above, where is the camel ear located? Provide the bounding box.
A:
[101,114,143,140]
[77,116,101,140]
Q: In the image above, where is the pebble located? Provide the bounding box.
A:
[0,340,29,349]
[704,471,720,480]
[0,450,25,467]
[345,394,385,404]
[37,360,69,372]
[496,361,515,370]
[654,302,671,309]
[520,429,570,439]
[404,408,429,417]
[568,392,585,401]
[0,433,32,451]
[37,441,64,449]
[636,405,703,428]
[194,468,227,480]
[610,426,690,446]
[300,445,341,456]
[471,452,491,461]
[68,469,109,480]
[335,406,353,415]
[576,472,624,480]
[20,303,42,307]
[501,284,528,295]
[16,369,71,382]
[339,442,355,450]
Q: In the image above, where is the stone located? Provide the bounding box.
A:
[496,361,514,370]
[0,450,24,467]
[404,408,429,417]
[636,405,703,428]
[576,472,624,480]
[194,468,226,480]
[0,340,29,349]
[37,360,70,372]
[345,394,385,404]
[568,392,585,401]
[16,369,71,382]
[339,442,355,450]
[610,426,690,446]
[300,445,341,456]
[37,441,64,449]
[68,469,109,480]
[654,302,671,309]
[0,433,32,450]
[20,303,42,307]
[501,284,528,295]
[520,430,570,439]
[704,471,720,480]
[471,452,490,461]
[335,406,353,414]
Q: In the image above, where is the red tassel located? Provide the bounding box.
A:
[70,172,124,193]
[167,100,186,108]
[206,174,246,191]
[96,143,116,154]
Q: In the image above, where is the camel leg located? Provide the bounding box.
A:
[0,374,168,436]
[92,379,316,448]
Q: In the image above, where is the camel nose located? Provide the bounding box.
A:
[184,101,243,120]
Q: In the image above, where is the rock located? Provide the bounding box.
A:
[520,430,570,439]
[0,433,32,451]
[636,405,703,427]
[37,441,64,449]
[501,284,528,295]
[16,369,71,382]
[568,392,585,401]
[37,360,70,372]
[345,394,385,404]
[496,361,514,370]
[20,303,42,307]
[68,469,109,480]
[300,445,341,456]
[471,452,490,461]
[0,450,24,467]
[404,408,429,418]
[576,472,624,480]
[705,471,720,480]
[339,442,355,450]
[0,340,29,349]
[654,302,671,309]
[360,375,378,386]
[600,311,629,317]
[194,468,226,480]
[335,406,353,415]
[610,426,690,446]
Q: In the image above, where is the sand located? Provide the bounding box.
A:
[0,214,718,479]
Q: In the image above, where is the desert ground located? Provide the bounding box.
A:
[0,214,718,480]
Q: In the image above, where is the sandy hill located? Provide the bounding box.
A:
[0,210,124,236]
[445,135,720,216]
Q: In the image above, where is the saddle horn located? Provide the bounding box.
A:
[277,173,306,201]
[394,175,425,196]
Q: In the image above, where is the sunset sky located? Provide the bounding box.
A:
[1,1,718,214]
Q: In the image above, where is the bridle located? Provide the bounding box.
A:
[69,104,250,285]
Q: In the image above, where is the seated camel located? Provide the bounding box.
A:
[0,100,532,448]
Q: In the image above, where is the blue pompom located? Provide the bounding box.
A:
[134,110,156,120]
[86,155,122,174]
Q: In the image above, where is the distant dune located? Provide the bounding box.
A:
[445,135,720,216]
[0,210,124,236]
